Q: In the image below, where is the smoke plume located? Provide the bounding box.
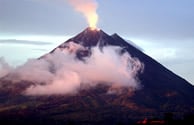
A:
[0,42,144,95]
[67,0,98,28]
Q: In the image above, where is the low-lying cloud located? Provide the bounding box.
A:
[0,39,52,45]
[0,57,13,78]
[0,42,144,95]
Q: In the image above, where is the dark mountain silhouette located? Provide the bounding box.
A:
[0,27,194,125]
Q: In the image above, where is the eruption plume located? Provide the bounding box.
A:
[67,0,98,29]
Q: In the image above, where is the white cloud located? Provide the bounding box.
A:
[1,42,144,95]
[0,57,13,78]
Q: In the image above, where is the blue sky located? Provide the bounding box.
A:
[0,0,194,84]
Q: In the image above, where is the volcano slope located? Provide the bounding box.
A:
[0,27,194,125]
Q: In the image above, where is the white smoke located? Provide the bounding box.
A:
[0,42,144,95]
[67,0,98,28]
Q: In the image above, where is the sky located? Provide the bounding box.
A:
[0,0,194,84]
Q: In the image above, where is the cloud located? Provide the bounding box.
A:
[0,39,52,46]
[0,57,13,78]
[1,42,144,95]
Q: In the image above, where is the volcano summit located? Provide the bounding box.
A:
[0,28,194,125]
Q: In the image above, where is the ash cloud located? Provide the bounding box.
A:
[0,42,144,95]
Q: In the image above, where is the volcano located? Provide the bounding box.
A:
[0,27,194,125]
